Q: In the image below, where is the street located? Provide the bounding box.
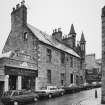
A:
[27,88,101,105]
[0,88,101,105]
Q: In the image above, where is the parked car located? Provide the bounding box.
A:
[1,90,39,105]
[36,86,62,98]
[68,83,79,92]
[83,82,92,90]
[56,87,65,96]
[34,91,47,99]
[63,84,79,94]
[91,82,97,88]
[97,82,102,87]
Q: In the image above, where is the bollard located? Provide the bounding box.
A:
[95,89,98,98]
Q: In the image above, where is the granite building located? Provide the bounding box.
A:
[101,5,105,104]
[0,1,86,93]
[85,54,101,83]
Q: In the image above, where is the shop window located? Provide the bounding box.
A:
[9,75,17,90]
[22,76,34,90]
[47,70,51,83]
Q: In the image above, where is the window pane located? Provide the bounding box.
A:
[46,49,52,62]
[61,52,65,64]
[47,70,51,83]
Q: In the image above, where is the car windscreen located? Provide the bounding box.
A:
[41,87,47,90]
[12,92,19,96]
[3,91,12,96]
[50,88,57,90]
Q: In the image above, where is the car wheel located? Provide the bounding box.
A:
[61,92,64,96]
[34,97,38,102]
[48,94,52,98]
[14,101,18,105]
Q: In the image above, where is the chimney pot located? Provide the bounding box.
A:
[13,7,15,11]
[58,28,61,32]
[21,0,25,6]
[55,29,57,32]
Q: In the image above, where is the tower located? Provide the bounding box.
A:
[80,32,86,84]
[63,24,76,48]
[68,24,76,48]
[101,6,105,104]
[80,32,86,61]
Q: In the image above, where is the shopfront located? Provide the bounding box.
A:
[4,66,38,91]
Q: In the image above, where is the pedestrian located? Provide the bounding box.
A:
[95,89,98,98]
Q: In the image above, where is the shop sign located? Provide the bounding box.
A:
[20,62,28,67]
[5,67,38,77]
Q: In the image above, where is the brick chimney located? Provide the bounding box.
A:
[11,0,27,29]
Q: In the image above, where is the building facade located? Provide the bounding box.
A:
[102,5,105,104]
[85,54,101,83]
[0,1,86,93]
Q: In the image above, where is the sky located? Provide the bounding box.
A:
[0,0,105,59]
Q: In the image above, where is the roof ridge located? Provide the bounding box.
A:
[27,24,80,58]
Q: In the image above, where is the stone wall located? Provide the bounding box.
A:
[36,42,81,89]
[101,6,105,104]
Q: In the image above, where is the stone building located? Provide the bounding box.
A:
[0,1,86,93]
[101,5,105,104]
[85,54,101,83]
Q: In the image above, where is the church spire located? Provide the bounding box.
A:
[69,24,76,35]
[80,32,86,42]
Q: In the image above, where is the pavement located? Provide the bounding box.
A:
[75,88,103,105]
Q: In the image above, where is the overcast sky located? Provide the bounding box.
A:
[0,0,105,59]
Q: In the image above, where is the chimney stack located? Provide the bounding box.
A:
[11,1,27,29]
[16,4,20,9]
[52,28,62,42]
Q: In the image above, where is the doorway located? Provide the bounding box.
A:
[0,82,4,96]
[70,74,73,83]
[9,75,17,90]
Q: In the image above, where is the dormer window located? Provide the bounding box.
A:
[23,32,28,40]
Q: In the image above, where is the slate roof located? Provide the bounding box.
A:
[27,24,80,58]
[0,51,13,58]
